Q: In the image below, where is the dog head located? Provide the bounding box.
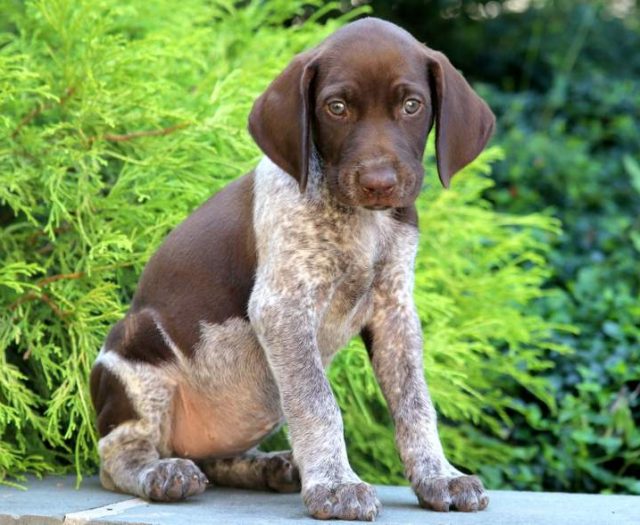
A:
[249,17,495,210]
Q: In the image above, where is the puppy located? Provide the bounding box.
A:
[90,17,495,521]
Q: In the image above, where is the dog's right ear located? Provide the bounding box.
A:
[248,51,318,192]
[425,49,495,189]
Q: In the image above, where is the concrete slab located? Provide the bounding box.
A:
[0,476,131,525]
[0,476,637,525]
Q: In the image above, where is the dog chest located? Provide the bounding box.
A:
[252,157,396,361]
[317,265,376,364]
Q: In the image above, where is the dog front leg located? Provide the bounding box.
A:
[249,290,380,521]
[363,290,489,512]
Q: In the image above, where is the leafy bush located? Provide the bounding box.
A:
[1,0,562,487]
[483,3,640,495]
[484,83,640,494]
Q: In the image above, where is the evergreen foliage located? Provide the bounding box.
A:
[1,0,562,486]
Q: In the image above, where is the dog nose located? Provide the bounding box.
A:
[359,169,397,196]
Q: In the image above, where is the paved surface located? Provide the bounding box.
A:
[0,476,637,524]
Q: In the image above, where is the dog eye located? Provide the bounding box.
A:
[403,99,421,115]
[327,100,347,116]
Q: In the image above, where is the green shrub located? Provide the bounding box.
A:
[484,85,640,493]
[481,3,640,494]
[1,0,562,487]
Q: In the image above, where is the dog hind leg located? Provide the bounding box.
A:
[198,449,300,493]
[90,316,208,502]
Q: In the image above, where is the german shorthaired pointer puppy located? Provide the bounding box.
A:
[90,17,495,521]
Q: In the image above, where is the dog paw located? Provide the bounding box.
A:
[139,458,208,502]
[414,474,488,512]
[303,482,381,521]
[265,452,301,493]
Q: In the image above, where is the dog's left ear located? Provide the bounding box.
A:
[248,51,318,192]
[425,49,495,188]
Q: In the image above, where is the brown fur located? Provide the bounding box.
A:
[106,311,175,365]
[129,172,256,355]
[90,363,139,438]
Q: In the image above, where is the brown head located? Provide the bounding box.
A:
[248,17,495,210]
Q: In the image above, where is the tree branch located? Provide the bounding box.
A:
[9,291,68,319]
[11,87,75,138]
[37,272,85,287]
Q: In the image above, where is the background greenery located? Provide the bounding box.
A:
[0,0,637,495]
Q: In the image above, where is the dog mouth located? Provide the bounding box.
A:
[341,192,411,211]
[363,204,391,211]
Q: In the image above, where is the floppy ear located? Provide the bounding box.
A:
[248,51,317,192]
[426,50,495,188]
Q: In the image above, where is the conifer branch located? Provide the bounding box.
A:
[35,292,68,319]
[9,291,68,319]
[37,272,85,287]
[8,273,84,313]
[27,224,72,246]
[11,87,75,138]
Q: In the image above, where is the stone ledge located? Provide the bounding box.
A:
[0,476,637,525]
